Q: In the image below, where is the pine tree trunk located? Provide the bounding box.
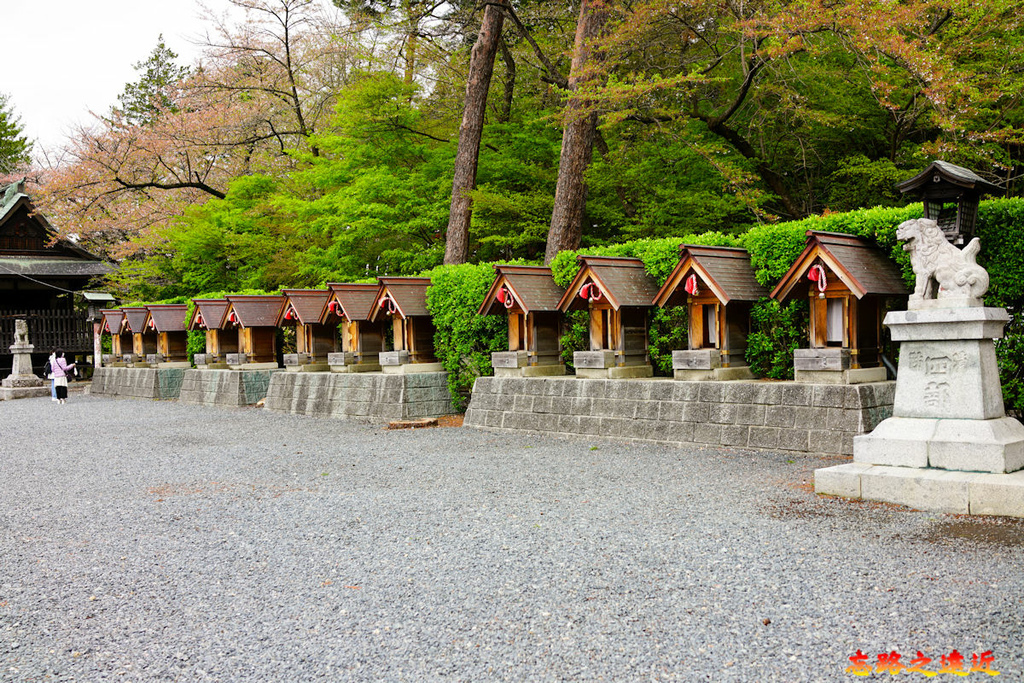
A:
[443,0,508,265]
[544,0,612,265]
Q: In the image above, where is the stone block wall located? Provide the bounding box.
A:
[90,367,187,400]
[178,369,280,407]
[464,377,895,456]
[264,371,453,420]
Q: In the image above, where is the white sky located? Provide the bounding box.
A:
[0,0,232,154]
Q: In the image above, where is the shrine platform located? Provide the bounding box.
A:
[263,370,453,420]
[464,377,894,457]
[90,366,188,400]
[178,368,280,407]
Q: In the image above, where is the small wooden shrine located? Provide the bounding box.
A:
[100,309,130,365]
[222,295,286,368]
[187,299,236,368]
[144,304,190,366]
[771,230,908,384]
[896,160,1003,245]
[369,277,441,373]
[121,306,157,366]
[278,289,334,372]
[654,245,768,380]
[323,283,385,372]
[557,255,659,379]
[478,265,566,377]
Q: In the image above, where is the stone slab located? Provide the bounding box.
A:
[884,307,1009,341]
[263,371,453,420]
[381,362,446,375]
[0,386,51,401]
[815,463,1024,518]
[854,416,1024,474]
[89,367,188,400]
[672,349,719,371]
[464,377,894,456]
[178,369,281,407]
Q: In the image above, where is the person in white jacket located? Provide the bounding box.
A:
[47,351,57,401]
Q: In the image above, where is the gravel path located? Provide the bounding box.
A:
[2,394,1023,682]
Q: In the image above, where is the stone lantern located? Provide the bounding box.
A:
[896,160,1003,245]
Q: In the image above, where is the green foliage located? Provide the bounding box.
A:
[423,263,507,411]
[0,93,32,174]
[648,307,688,376]
[826,156,914,212]
[116,36,190,126]
[745,300,808,380]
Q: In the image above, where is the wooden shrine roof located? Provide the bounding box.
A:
[325,283,378,322]
[654,245,768,307]
[897,160,1003,197]
[369,277,431,322]
[770,231,909,301]
[145,304,188,333]
[279,289,331,326]
[0,180,111,277]
[478,265,565,315]
[100,309,125,334]
[188,299,230,331]
[224,295,287,328]
[557,256,659,312]
[121,307,151,334]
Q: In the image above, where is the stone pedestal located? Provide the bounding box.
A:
[379,351,444,374]
[573,350,653,379]
[327,352,381,373]
[672,349,754,381]
[283,353,329,373]
[491,351,566,378]
[0,331,48,400]
[794,348,887,385]
[816,305,1024,517]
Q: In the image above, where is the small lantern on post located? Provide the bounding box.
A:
[896,160,1004,245]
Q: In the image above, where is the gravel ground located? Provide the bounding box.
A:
[2,393,1023,682]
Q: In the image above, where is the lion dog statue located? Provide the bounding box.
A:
[896,218,989,301]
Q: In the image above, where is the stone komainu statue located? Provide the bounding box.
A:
[13,319,30,346]
[896,217,990,301]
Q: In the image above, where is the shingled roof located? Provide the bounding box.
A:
[770,231,909,301]
[120,307,151,334]
[325,283,378,322]
[224,295,287,328]
[188,299,231,331]
[279,289,331,326]
[1,179,112,277]
[100,309,125,335]
[369,277,431,322]
[897,160,1003,197]
[557,256,659,312]
[146,304,188,333]
[478,265,565,315]
[654,245,768,307]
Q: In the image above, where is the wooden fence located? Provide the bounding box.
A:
[0,310,93,354]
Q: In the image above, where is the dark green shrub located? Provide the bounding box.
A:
[745,299,808,380]
[424,263,508,411]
